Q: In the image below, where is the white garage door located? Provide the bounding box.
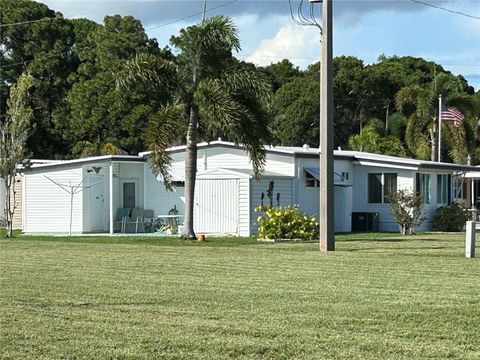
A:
[194,179,239,234]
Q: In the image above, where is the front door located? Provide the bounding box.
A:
[90,175,105,231]
[121,179,139,209]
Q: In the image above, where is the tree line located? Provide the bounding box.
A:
[2,0,479,164]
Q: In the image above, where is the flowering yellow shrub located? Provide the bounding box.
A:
[255,205,318,240]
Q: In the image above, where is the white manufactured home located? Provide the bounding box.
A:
[20,140,477,235]
[141,141,476,235]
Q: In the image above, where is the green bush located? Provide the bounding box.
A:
[387,190,425,235]
[432,203,468,232]
[255,205,318,240]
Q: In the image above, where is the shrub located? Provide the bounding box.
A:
[432,203,468,232]
[387,190,425,235]
[255,205,318,240]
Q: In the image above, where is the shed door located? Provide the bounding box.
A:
[90,175,105,231]
[194,179,238,234]
[334,185,352,232]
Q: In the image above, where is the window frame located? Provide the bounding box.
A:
[305,170,320,188]
[368,172,398,204]
[437,174,452,204]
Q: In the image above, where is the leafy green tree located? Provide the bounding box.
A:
[118,16,272,238]
[347,122,406,157]
[63,15,169,156]
[395,73,473,162]
[1,0,77,158]
[262,59,301,92]
[0,73,34,238]
[271,77,319,146]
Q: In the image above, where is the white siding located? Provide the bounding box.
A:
[144,166,184,217]
[195,170,251,236]
[169,147,295,178]
[250,178,293,233]
[295,158,354,230]
[24,167,83,233]
[0,178,5,222]
[238,178,250,236]
[11,175,23,229]
[351,165,415,231]
[194,179,240,235]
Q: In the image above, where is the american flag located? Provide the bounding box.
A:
[441,106,464,128]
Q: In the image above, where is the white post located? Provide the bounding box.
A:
[69,192,73,237]
[465,221,476,258]
[109,164,114,235]
[438,95,442,162]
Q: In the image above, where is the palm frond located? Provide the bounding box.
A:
[146,102,186,190]
[170,15,240,62]
[220,65,272,102]
[196,78,266,177]
[116,53,177,93]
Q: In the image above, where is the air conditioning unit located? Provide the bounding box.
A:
[352,212,379,232]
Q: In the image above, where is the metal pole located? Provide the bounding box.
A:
[109,164,114,234]
[319,0,334,252]
[202,0,207,22]
[438,95,442,162]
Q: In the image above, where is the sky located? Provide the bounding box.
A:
[38,0,480,90]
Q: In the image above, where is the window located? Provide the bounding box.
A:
[452,177,465,200]
[416,173,431,204]
[437,174,451,204]
[384,173,397,203]
[368,173,397,203]
[368,174,382,203]
[305,171,319,188]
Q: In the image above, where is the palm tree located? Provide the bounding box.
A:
[395,73,473,163]
[118,16,271,238]
[71,140,127,158]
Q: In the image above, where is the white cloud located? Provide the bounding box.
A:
[244,24,319,68]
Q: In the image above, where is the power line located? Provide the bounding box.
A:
[0,3,146,28]
[409,0,480,20]
[144,0,238,32]
[0,0,238,29]
[0,0,239,70]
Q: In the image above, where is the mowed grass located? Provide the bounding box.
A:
[0,233,479,359]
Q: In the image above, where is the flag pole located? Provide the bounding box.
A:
[438,94,442,163]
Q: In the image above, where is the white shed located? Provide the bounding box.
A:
[22,156,146,234]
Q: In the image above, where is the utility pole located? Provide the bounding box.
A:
[290,0,334,251]
[319,0,334,251]
[202,0,207,22]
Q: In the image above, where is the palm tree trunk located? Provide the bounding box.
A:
[182,105,198,239]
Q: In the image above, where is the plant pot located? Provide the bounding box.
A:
[197,234,205,242]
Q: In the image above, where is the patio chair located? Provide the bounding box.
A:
[113,208,130,232]
[143,210,154,233]
[124,207,145,233]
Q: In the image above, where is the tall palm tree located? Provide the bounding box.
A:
[118,16,271,238]
[395,73,473,162]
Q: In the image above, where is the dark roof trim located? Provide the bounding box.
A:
[419,163,477,172]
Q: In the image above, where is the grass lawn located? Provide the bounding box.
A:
[0,233,479,359]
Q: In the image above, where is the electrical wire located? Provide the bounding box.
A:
[409,0,480,20]
[0,0,239,69]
